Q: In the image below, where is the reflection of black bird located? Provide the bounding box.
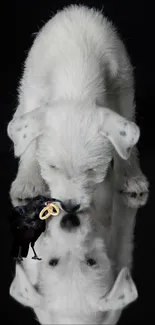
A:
[9,196,49,262]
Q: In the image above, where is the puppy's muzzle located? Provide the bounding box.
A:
[60,213,80,231]
[61,200,80,213]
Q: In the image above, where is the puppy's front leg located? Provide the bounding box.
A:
[114,146,149,209]
[10,141,48,206]
[113,84,149,208]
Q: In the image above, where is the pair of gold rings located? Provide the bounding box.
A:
[39,202,60,220]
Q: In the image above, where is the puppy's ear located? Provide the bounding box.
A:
[7,107,44,157]
[98,267,138,312]
[98,107,140,159]
[9,264,41,308]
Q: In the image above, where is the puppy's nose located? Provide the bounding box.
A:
[60,213,80,231]
[61,200,80,213]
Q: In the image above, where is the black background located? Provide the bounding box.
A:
[1,1,155,324]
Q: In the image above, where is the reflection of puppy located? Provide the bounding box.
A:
[10,209,138,324]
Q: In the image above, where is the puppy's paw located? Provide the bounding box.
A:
[119,175,149,208]
[10,176,49,207]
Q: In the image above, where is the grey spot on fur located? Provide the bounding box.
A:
[16,128,21,132]
[25,287,28,292]
[120,131,126,136]
[25,125,28,128]
[23,134,27,139]
[127,147,131,153]
[106,132,109,136]
[32,186,36,193]
[119,294,125,300]
[124,122,127,126]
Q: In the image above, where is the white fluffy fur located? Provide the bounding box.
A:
[10,209,138,324]
[8,4,148,323]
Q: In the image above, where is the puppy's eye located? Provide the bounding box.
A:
[49,164,60,171]
[86,168,96,174]
[50,164,56,169]
[49,258,59,266]
[86,258,97,267]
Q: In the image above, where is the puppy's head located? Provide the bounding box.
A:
[10,210,138,324]
[7,100,140,210]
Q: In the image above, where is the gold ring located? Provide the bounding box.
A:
[39,203,60,220]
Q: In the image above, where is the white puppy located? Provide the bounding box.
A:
[7,4,148,212]
[7,5,149,298]
[10,208,138,324]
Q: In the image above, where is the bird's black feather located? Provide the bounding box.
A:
[9,195,49,261]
